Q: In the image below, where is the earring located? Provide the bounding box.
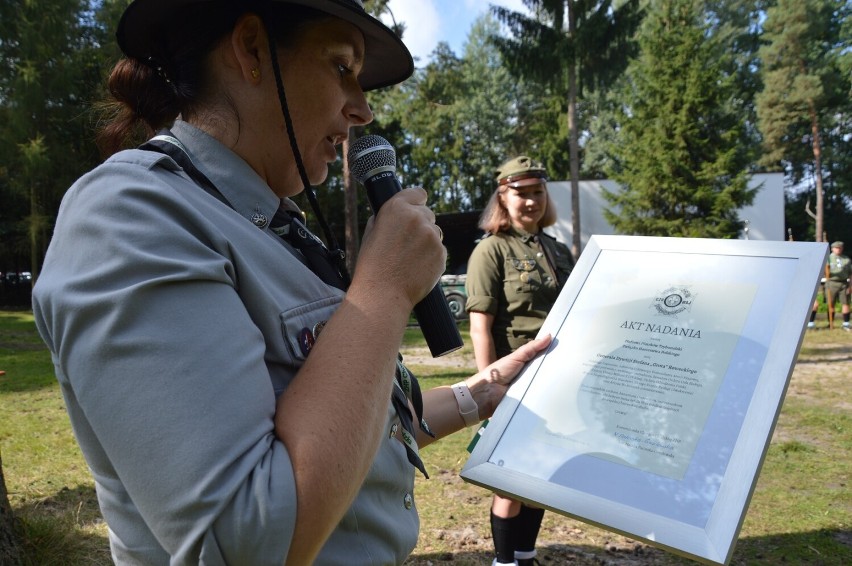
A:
[251,68,260,80]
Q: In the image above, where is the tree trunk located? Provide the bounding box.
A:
[343,134,360,275]
[567,2,582,259]
[30,181,40,282]
[0,451,24,565]
[808,104,825,242]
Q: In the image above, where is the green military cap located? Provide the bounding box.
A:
[496,155,547,188]
[831,241,844,248]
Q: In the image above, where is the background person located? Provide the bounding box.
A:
[808,241,852,330]
[31,1,550,564]
[826,241,851,329]
[465,156,574,566]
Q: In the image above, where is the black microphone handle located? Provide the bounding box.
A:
[364,173,463,358]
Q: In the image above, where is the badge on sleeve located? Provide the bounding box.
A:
[298,321,328,357]
[298,327,315,356]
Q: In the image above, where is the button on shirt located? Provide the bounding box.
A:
[465,227,573,357]
[32,120,417,565]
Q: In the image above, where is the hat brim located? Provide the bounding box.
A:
[116,0,414,91]
[502,177,548,189]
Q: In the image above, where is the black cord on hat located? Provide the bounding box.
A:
[266,31,350,287]
[265,23,433,477]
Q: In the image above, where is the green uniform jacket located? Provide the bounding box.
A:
[826,252,852,304]
[465,227,574,357]
[827,253,852,282]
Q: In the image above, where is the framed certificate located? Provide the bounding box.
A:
[461,235,828,565]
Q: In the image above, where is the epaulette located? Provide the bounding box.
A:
[475,232,493,244]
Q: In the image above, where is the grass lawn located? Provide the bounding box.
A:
[1,312,850,565]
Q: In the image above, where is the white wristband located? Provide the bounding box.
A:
[451,381,480,428]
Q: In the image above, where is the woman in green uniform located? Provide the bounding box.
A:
[465,156,574,565]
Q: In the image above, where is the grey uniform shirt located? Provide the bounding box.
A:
[32,121,417,565]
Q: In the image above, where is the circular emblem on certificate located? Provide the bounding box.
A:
[652,286,694,316]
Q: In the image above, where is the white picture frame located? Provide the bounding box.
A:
[461,235,828,565]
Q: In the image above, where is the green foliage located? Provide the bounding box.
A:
[756,0,851,243]
[514,89,574,181]
[491,0,643,96]
[701,0,768,166]
[0,0,111,274]
[785,187,852,244]
[588,0,768,182]
[490,0,643,253]
[756,0,847,167]
[370,16,526,212]
[602,0,755,238]
[2,0,851,275]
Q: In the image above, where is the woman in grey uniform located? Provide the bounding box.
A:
[31,1,550,564]
[466,156,574,566]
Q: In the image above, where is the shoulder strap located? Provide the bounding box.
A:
[139,129,352,287]
[538,233,572,287]
[138,130,232,209]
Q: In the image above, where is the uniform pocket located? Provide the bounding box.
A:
[505,256,541,293]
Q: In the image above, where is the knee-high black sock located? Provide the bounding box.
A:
[810,310,817,322]
[515,504,545,553]
[844,312,850,323]
[491,511,517,563]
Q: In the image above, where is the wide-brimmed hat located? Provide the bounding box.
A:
[496,155,548,189]
[116,0,414,91]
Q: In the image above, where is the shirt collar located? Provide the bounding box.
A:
[169,121,297,229]
[507,225,539,243]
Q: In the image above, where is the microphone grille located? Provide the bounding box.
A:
[348,135,396,182]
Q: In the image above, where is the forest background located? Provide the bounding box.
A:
[1,0,850,282]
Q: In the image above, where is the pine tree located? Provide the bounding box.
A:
[0,0,104,279]
[756,0,850,242]
[603,0,754,238]
[371,15,528,213]
[490,0,643,257]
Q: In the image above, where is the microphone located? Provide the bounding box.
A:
[348,134,463,358]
